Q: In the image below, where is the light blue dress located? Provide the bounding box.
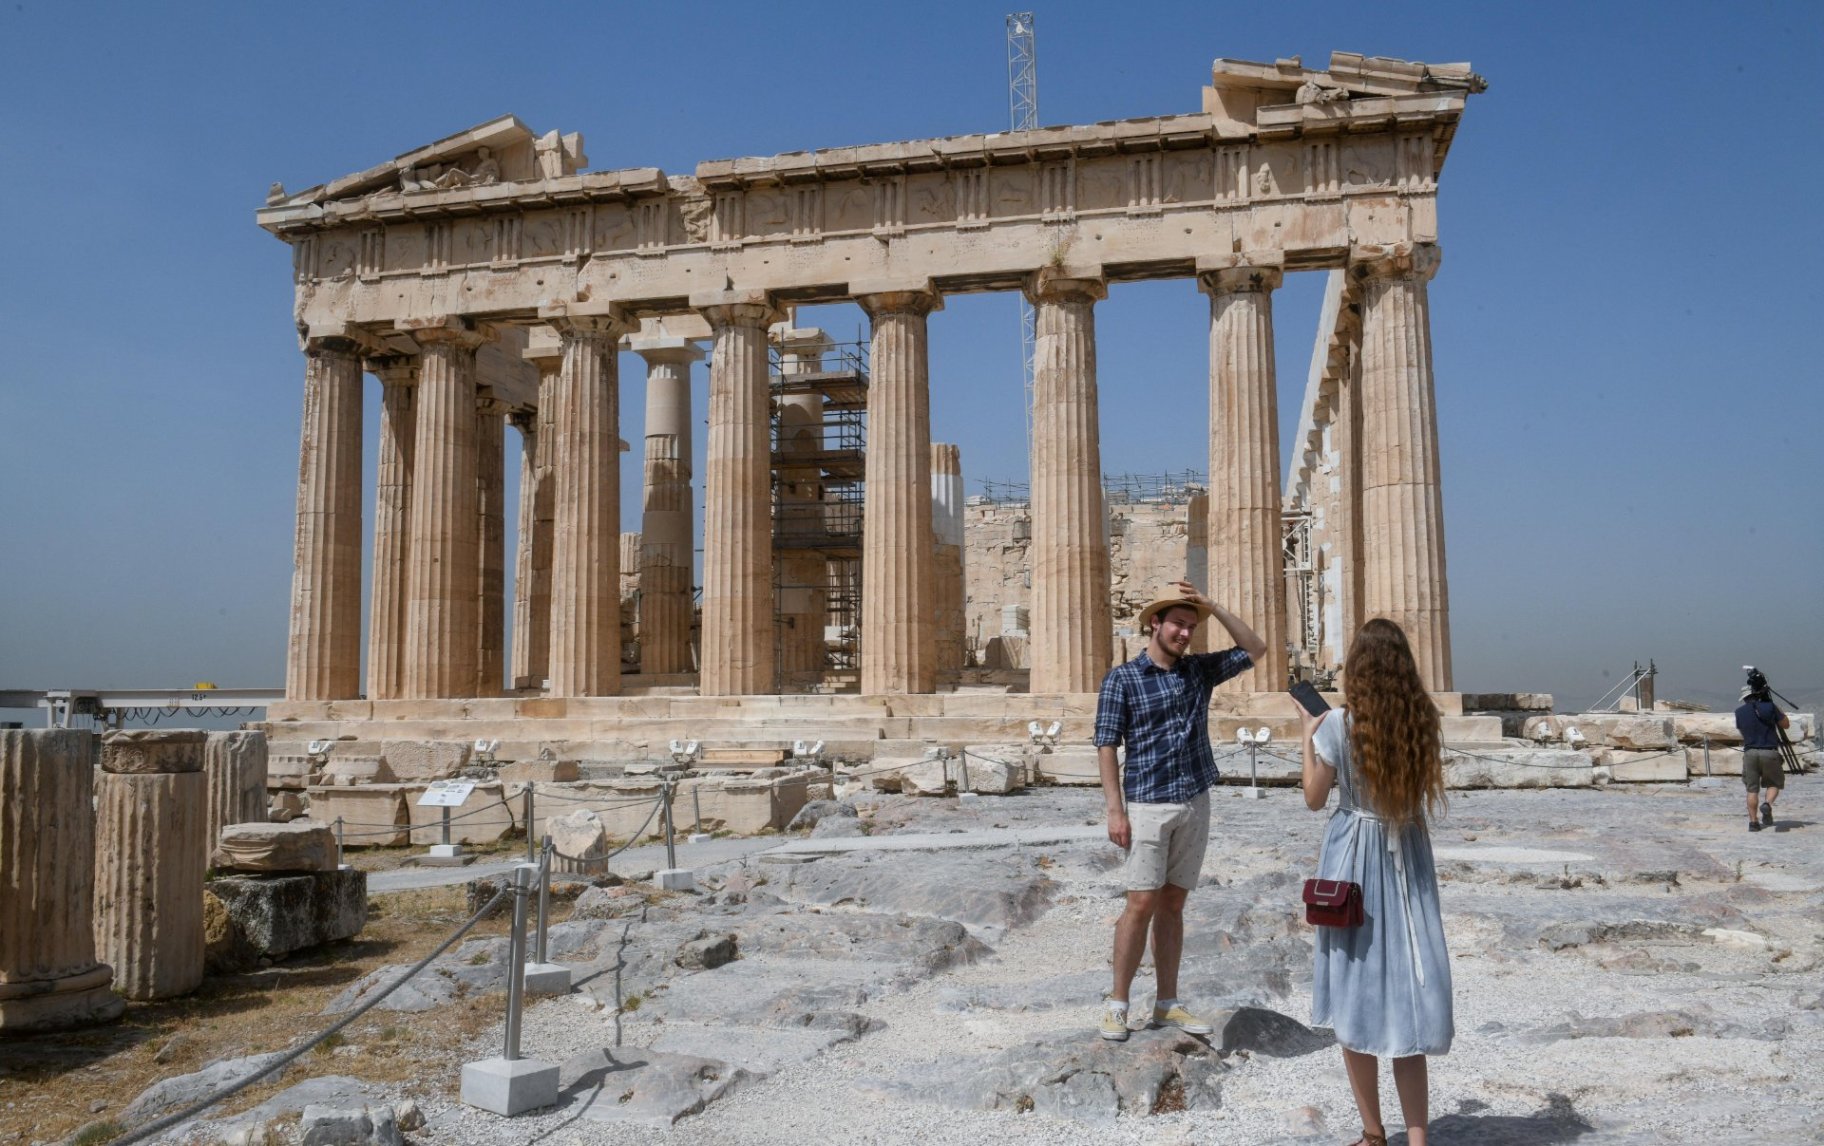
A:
[1309,708,1454,1057]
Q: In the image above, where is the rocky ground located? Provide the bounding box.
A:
[121,779,1824,1145]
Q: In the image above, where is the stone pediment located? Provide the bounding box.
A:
[1205,51,1484,131]
[265,115,588,208]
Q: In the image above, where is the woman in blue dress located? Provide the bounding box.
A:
[1300,618,1453,1146]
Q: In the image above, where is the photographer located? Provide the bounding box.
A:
[1735,671,1790,831]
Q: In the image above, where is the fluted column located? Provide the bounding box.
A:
[0,730,123,1031]
[94,731,206,1001]
[774,329,830,684]
[546,316,629,697]
[1331,331,1366,664]
[697,296,782,696]
[203,730,268,846]
[475,386,508,696]
[857,289,941,694]
[285,337,363,701]
[402,321,485,699]
[1185,490,1211,654]
[1023,271,1112,694]
[632,340,704,677]
[619,531,643,668]
[930,442,966,673]
[1355,244,1452,689]
[510,356,559,690]
[366,356,417,700]
[1202,264,1287,691]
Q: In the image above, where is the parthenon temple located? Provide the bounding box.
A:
[258,52,1484,754]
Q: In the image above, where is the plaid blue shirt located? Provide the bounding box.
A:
[1094,647,1253,804]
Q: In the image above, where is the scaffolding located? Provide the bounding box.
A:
[974,470,1210,506]
[1282,509,1328,685]
[770,340,869,677]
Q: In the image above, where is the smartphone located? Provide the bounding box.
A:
[1289,680,1330,717]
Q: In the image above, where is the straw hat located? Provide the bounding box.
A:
[1136,587,1213,633]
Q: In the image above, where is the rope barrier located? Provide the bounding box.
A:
[112,886,512,1145]
[548,794,666,868]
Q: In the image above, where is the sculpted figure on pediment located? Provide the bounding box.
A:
[1254,164,1275,196]
[1296,80,1349,105]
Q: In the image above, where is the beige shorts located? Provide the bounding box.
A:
[1122,790,1211,892]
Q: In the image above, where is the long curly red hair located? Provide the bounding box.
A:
[1342,618,1445,830]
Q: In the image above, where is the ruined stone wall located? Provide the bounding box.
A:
[962,497,1204,668]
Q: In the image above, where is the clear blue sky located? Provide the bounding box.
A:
[1,0,1818,716]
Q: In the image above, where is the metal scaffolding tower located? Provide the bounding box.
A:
[1007,12,1038,454]
[770,340,870,679]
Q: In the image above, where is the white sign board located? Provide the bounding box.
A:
[417,780,477,808]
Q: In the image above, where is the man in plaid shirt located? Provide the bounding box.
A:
[1094,580,1266,1041]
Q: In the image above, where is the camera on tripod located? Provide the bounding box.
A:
[1743,665,1771,701]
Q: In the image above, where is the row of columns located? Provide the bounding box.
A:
[285,245,1450,701]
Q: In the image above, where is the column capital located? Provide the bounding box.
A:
[1197,264,1284,295]
[1349,242,1442,285]
[304,335,364,359]
[364,354,419,385]
[630,339,707,367]
[1022,266,1107,306]
[396,316,490,349]
[855,286,943,318]
[693,288,784,331]
[540,308,634,340]
[476,384,510,418]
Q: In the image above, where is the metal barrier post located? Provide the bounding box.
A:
[503,864,533,1061]
[1248,742,1260,789]
[536,836,552,966]
[440,806,453,848]
[524,782,536,863]
[692,786,703,836]
[1695,735,1719,789]
[662,781,677,871]
[335,816,345,869]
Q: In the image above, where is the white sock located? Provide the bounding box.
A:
[1106,998,1128,1014]
[1155,997,1178,1012]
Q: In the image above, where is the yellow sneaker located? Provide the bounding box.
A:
[1152,1002,1214,1036]
[1098,1005,1131,1041]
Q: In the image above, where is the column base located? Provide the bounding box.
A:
[0,967,126,1033]
[461,1055,561,1116]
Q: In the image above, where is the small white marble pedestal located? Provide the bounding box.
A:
[523,962,572,995]
[1239,787,1265,800]
[688,832,713,844]
[657,868,696,891]
[461,1056,559,1116]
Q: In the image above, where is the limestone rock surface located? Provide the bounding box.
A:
[205,870,367,970]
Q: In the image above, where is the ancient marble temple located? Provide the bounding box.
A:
[259,52,1481,716]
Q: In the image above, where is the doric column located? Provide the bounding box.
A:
[546,315,629,698]
[94,731,206,1001]
[0,729,123,1032]
[475,386,508,696]
[774,328,830,684]
[1023,271,1112,694]
[857,288,942,694]
[510,352,559,690]
[285,337,363,701]
[1185,490,1211,654]
[203,730,268,847]
[930,442,966,673]
[401,320,486,699]
[695,293,782,696]
[1354,243,1451,689]
[365,356,417,700]
[1202,264,1287,692]
[631,339,704,677]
